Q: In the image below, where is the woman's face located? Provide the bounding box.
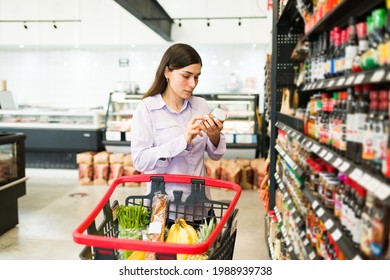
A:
[165,63,201,100]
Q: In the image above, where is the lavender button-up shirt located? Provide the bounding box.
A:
[131,94,226,208]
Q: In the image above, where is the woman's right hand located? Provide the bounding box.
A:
[185,116,206,145]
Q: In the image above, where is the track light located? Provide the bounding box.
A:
[23,21,27,29]
[207,18,210,27]
[238,18,241,26]
[178,19,181,27]
[53,21,57,29]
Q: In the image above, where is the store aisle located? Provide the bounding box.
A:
[0,169,269,260]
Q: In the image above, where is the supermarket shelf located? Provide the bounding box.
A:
[276,113,304,133]
[275,143,304,178]
[273,206,298,260]
[302,187,362,260]
[305,0,383,37]
[275,172,317,260]
[301,67,390,92]
[275,121,390,204]
[277,0,302,28]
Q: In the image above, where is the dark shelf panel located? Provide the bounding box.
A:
[275,121,390,205]
[302,187,362,260]
[277,0,303,29]
[305,0,384,38]
[301,67,390,92]
[276,113,304,133]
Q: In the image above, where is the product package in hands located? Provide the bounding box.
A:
[208,108,227,123]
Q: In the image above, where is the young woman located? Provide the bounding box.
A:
[130,43,226,219]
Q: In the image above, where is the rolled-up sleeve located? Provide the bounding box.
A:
[131,102,187,172]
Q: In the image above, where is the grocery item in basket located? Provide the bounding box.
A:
[145,192,169,260]
[166,218,198,260]
[186,218,216,260]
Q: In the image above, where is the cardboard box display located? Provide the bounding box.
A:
[108,163,124,186]
[109,153,125,164]
[93,163,109,185]
[76,151,96,164]
[93,151,110,164]
[78,163,93,185]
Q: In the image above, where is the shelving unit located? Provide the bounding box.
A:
[268,0,390,260]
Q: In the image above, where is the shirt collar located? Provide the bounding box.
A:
[149,94,199,111]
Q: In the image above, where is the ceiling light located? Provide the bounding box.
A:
[178,19,182,27]
[207,19,210,27]
[238,18,241,26]
[23,22,27,29]
[53,21,57,29]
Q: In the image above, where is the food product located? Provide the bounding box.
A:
[186,218,216,260]
[93,163,109,185]
[76,151,96,164]
[166,218,198,260]
[108,163,124,186]
[145,192,169,260]
[109,153,125,164]
[78,163,93,185]
[127,251,146,260]
[93,151,110,164]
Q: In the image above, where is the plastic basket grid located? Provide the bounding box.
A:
[73,174,241,260]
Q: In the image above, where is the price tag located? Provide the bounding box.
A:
[345,75,355,85]
[371,178,382,193]
[353,255,362,260]
[303,238,310,246]
[325,152,334,162]
[286,238,291,247]
[325,219,334,230]
[274,206,279,213]
[374,182,390,201]
[331,228,342,242]
[350,168,363,182]
[319,150,328,158]
[291,207,297,214]
[306,141,313,149]
[284,192,289,199]
[311,144,321,153]
[287,199,292,205]
[328,79,335,87]
[312,200,319,210]
[360,173,373,190]
[386,71,390,81]
[333,157,343,168]
[309,251,316,260]
[371,69,385,83]
[337,77,346,86]
[318,81,324,88]
[339,161,351,172]
[355,73,365,84]
[295,216,301,224]
[289,246,293,253]
[316,207,325,217]
[148,222,163,234]
[300,231,306,238]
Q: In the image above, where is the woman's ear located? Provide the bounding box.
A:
[164,66,171,80]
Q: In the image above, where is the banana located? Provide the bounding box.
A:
[166,219,199,260]
[127,250,146,260]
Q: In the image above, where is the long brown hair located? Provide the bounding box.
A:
[143,43,202,99]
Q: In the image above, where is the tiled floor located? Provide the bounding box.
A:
[0,169,269,260]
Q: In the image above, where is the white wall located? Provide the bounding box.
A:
[0,44,267,109]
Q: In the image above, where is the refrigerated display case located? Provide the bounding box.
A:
[0,132,26,235]
[102,92,262,157]
[0,108,105,168]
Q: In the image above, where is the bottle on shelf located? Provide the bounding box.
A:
[374,8,388,67]
[331,27,342,77]
[325,30,335,79]
[340,177,352,236]
[370,197,389,259]
[355,84,371,165]
[373,89,389,174]
[351,182,367,250]
[360,192,374,259]
[361,89,379,171]
[339,91,347,157]
[346,87,358,161]
[352,21,369,73]
[334,172,346,220]
[385,0,390,66]
[345,17,359,74]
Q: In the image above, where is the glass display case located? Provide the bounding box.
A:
[0,108,105,169]
[103,92,261,156]
[0,133,27,235]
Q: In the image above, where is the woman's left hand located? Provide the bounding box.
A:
[203,114,223,146]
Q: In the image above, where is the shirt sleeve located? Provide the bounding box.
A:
[130,102,187,172]
[205,132,226,160]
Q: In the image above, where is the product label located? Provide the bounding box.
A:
[345,45,359,70]
[355,113,367,144]
[346,114,356,142]
[362,120,374,161]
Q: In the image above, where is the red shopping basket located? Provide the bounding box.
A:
[73,174,241,260]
